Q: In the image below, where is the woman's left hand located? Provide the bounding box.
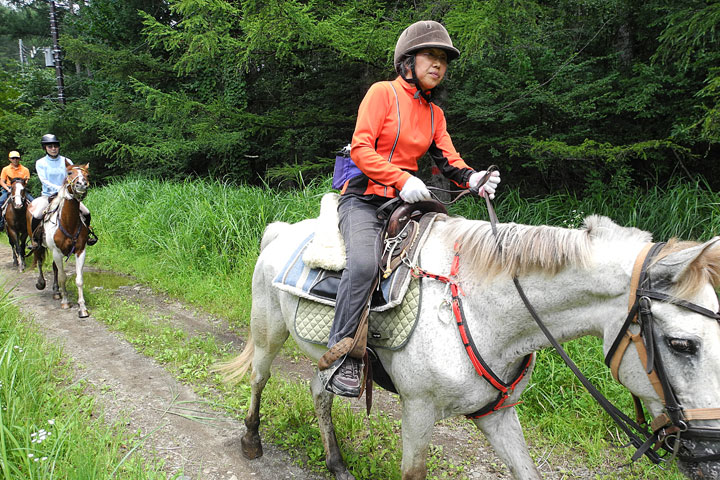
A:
[469,170,501,200]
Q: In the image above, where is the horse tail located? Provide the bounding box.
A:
[260,221,290,251]
[212,334,255,385]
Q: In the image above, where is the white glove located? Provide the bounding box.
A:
[400,176,432,203]
[469,170,501,200]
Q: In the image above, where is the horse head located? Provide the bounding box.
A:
[65,163,90,201]
[609,236,720,479]
[10,177,26,209]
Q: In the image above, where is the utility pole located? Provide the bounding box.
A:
[18,39,25,69]
[49,1,66,105]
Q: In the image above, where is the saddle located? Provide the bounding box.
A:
[317,199,447,370]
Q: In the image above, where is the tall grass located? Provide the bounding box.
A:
[0,286,167,479]
[83,176,717,477]
[87,176,331,322]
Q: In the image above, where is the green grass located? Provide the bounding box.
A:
[0,283,169,480]
[78,175,718,479]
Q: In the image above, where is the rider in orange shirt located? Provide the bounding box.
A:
[323,21,501,397]
[0,151,34,231]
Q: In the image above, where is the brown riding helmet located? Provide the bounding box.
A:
[393,20,460,73]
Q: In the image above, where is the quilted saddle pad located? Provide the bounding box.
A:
[294,277,421,350]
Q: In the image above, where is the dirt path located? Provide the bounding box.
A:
[0,243,588,480]
[0,245,328,480]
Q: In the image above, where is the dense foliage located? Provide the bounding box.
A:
[0,0,718,194]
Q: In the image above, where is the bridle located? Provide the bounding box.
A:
[65,166,89,202]
[396,168,720,464]
[10,178,26,209]
[476,187,720,464]
[604,242,720,462]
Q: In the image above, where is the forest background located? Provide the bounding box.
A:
[0,0,718,196]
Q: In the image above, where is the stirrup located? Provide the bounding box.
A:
[86,228,98,246]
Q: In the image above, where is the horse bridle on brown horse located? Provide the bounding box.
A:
[9,178,27,208]
[476,178,720,464]
[65,166,89,201]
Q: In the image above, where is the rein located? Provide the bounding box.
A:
[605,242,720,462]
[407,166,534,419]
[480,194,720,464]
[54,169,89,259]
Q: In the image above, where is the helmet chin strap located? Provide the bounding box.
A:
[401,57,433,103]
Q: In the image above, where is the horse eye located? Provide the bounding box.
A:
[667,337,698,355]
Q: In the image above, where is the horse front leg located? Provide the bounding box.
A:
[400,398,437,480]
[16,231,27,273]
[310,373,355,480]
[472,407,542,480]
[74,250,89,317]
[51,250,68,307]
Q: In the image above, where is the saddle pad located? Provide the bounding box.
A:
[273,233,412,312]
[294,277,421,350]
[272,212,440,312]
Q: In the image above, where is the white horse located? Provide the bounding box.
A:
[221,212,720,479]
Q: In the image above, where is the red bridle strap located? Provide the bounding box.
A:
[412,243,534,419]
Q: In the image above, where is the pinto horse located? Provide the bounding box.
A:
[32,164,92,318]
[3,178,31,272]
[220,212,720,480]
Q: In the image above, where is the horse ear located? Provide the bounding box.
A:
[652,237,720,287]
[65,158,72,168]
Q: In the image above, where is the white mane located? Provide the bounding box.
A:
[442,214,651,280]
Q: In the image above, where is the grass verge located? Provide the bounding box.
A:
[0,282,169,480]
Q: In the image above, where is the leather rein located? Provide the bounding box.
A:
[479,192,720,464]
[56,168,89,258]
[406,166,720,464]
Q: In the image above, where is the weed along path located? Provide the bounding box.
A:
[0,244,630,480]
[0,243,324,480]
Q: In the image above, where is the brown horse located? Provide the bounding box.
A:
[33,164,92,318]
[4,178,32,272]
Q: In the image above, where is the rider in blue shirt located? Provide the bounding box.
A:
[30,134,97,247]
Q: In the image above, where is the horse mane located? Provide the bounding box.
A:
[443,214,650,281]
[656,238,720,299]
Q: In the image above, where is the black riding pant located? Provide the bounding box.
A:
[327,194,386,347]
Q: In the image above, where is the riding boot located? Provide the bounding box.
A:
[31,217,42,248]
[82,212,98,246]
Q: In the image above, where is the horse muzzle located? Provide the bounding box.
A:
[72,185,88,200]
[677,432,720,480]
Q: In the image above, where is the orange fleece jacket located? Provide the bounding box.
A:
[346,76,474,198]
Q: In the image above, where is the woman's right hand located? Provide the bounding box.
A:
[400,176,432,203]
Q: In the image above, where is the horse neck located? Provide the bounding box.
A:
[58,194,81,229]
[443,238,645,362]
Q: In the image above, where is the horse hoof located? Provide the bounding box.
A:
[53,293,62,300]
[78,310,89,318]
[240,433,263,459]
[61,303,71,310]
[36,281,45,290]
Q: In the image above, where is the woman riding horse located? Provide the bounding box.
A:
[32,163,93,318]
[29,134,97,248]
[323,20,500,397]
